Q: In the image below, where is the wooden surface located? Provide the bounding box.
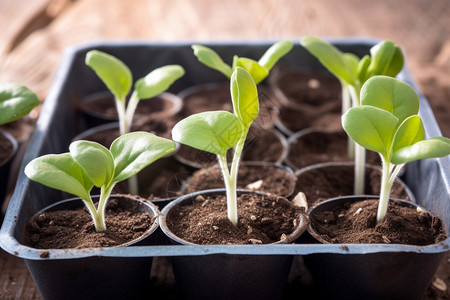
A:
[0,0,449,299]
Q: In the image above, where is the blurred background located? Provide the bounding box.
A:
[0,0,449,298]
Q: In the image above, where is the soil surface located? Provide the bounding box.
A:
[0,133,13,164]
[182,163,296,197]
[178,82,280,129]
[176,127,286,168]
[309,199,447,245]
[113,160,193,199]
[287,130,380,170]
[0,116,36,143]
[295,164,411,207]
[271,69,343,134]
[166,192,302,245]
[75,115,176,147]
[23,198,154,249]
[78,93,180,120]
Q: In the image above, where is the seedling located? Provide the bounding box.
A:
[25,131,176,232]
[0,83,40,125]
[192,40,293,84]
[85,50,185,135]
[342,76,450,223]
[301,36,404,195]
[172,67,258,226]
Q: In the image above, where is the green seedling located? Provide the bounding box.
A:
[85,50,185,135]
[172,67,259,226]
[25,131,176,232]
[301,36,404,195]
[342,76,450,223]
[192,40,293,84]
[0,83,40,125]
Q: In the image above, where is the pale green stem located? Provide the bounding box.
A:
[127,175,139,195]
[82,195,99,229]
[124,91,141,195]
[348,83,366,195]
[377,156,393,223]
[341,81,354,160]
[389,164,405,184]
[217,154,238,226]
[353,142,366,195]
[125,91,140,133]
[115,97,128,135]
[92,184,116,232]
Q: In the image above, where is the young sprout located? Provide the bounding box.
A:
[85,50,185,135]
[25,132,176,232]
[301,36,404,195]
[192,40,293,84]
[342,76,450,223]
[172,67,259,226]
[0,83,40,125]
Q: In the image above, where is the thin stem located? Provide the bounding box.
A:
[377,157,393,223]
[348,84,360,107]
[217,154,238,226]
[115,97,128,135]
[94,183,115,232]
[341,82,354,160]
[389,164,405,185]
[125,91,140,132]
[82,195,99,230]
[353,142,366,195]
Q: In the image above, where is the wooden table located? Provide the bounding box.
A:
[1,0,449,299]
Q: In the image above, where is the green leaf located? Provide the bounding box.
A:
[234,57,268,85]
[24,153,93,201]
[172,111,243,156]
[110,131,176,182]
[384,46,404,77]
[0,83,40,125]
[364,40,404,81]
[301,36,356,85]
[343,53,360,76]
[258,40,293,71]
[357,55,371,84]
[342,106,398,155]
[135,65,185,99]
[230,67,259,129]
[69,140,115,187]
[192,45,233,78]
[360,76,419,124]
[392,115,425,153]
[392,137,450,164]
[85,50,132,101]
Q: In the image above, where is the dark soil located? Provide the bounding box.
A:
[0,116,36,143]
[0,133,13,164]
[166,192,301,245]
[271,69,343,134]
[287,130,380,170]
[309,199,447,245]
[113,160,193,199]
[295,164,412,206]
[78,93,179,120]
[24,198,154,249]
[178,82,280,129]
[176,127,286,168]
[182,163,296,197]
[75,115,176,147]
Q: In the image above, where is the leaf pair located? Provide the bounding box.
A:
[300,36,403,87]
[192,40,293,84]
[342,76,450,164]
[86,50,185,103]
[0,83,40,125]
[172,67,259,156]
[25,132,176,202]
